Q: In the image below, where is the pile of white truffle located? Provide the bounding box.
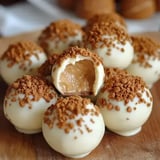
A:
[0,13,159,158]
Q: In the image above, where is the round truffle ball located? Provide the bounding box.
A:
[96,74,153,136]
[83,22,134,69]
[42,96,105,158]
[51,46,105,96]
[38,19,84,55]
[0,41,47,85]
[126,36,160,88]
[3,75,58,134]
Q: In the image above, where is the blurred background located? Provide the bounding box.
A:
[0,0,160,36]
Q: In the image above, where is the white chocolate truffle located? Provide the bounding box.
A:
[38,20,83,55]
[83,22,133,69]
[51,46,105,96]
[0,41,47,85]
[127,36,160,88]
[3,75,58,134]
[42,96,105,158]
[96,74,153,136]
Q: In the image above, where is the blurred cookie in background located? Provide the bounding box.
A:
[57,0,75,10]
[75,0,115,19]
[120,0,156,19]
[156,0,160,11]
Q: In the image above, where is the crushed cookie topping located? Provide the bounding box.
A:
[98,74,152,112]
[38,54,59,76]
[83,21,131,54]
[131,36,160,68]
[104,67,128,82]
[55,46,103,66]
[5,75,57,109]
[43,96,100,133]
[1,41,44,68]
[39,19,82,42]
[85,13,126,31]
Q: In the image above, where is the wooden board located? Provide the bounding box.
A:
[0,32,160,160]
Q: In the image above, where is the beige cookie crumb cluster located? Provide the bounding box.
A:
[131,36,160,68]
[44,96,99,134]
[98,74,152,112]
[39,19,83,51]
[104,67,128,82]
[40,19,82,40]
[1,41,44,69]
[85,13,127,31]
[5,75,56,109]
[55,46,102,66]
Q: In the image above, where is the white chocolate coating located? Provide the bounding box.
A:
[4,90,57,134]
[85,36,134,69]
[127,54,160,88]
[0,51,47,84]
[97,87,153,136]
[51,55,105,96]
[44,31,82,55]
[42,103,105,158]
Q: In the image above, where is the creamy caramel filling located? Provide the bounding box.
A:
[60,60,95,95]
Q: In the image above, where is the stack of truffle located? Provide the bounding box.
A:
[1,12,160,158]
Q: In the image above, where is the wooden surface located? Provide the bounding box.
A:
[0,32,160,160]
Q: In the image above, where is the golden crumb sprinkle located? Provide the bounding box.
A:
[101,74,151,105]
[5,75,57,109]
[38,54,59,76]
[43,96,100,134]
[131,36,160,68]
[1,41,44,67]
[55,46,103,66]
[115,106,120,111]
[83,21,130,51]
[104,67,128,82]
[39,19,82,42]
[98,74,152,112]
[127,107,132,112]
[85,13,126,31]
